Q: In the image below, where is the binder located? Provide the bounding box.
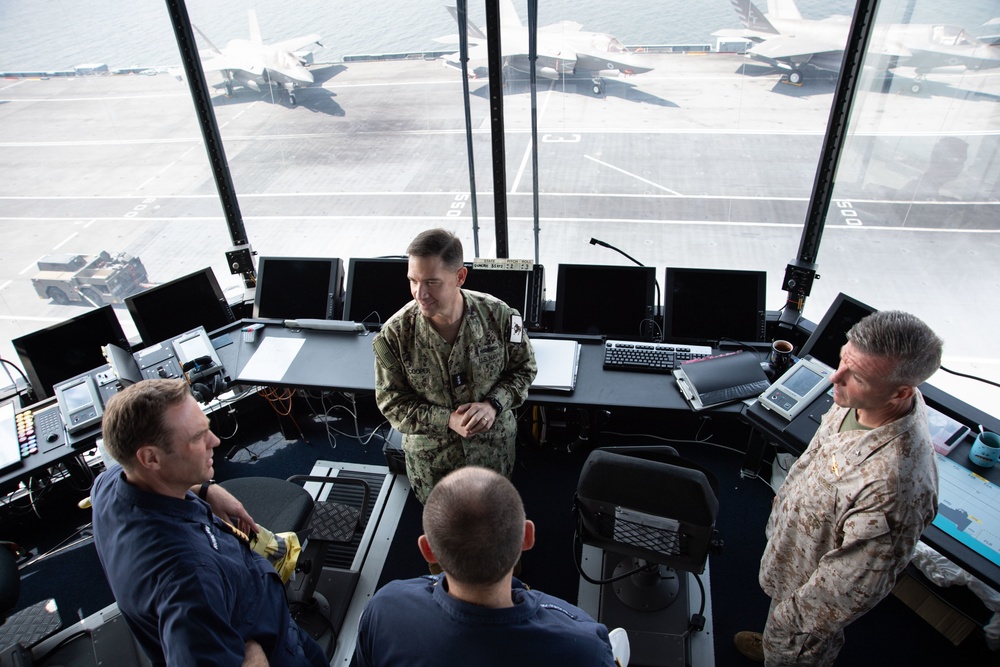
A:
[672,350,770,411]
[530,339,581,393]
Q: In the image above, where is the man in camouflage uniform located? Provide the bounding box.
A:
[736,311,942,665]
[373,229,537,503]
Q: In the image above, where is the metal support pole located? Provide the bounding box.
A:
[527,0,541,266]
[163,0,256,287]
[484,0,510,258]
[780,0,879,325]
[456,0,481,258]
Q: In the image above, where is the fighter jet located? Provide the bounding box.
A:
[194,10,322,105]
[715,0,1000,91]
[439,0,652,95]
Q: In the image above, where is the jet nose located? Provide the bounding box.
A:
[619,55,653,75]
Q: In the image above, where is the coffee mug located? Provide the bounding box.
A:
[769,340,794,376]
[969,431,1000,468]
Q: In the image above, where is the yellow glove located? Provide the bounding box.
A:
[249,525,302,584]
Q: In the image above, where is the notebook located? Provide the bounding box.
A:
[530,339,581,393]
[672,350,770,411]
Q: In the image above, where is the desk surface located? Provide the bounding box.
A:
[219,323,733,413]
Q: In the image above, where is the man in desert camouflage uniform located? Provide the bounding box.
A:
[736,311,942,665]
[373,229,537,503]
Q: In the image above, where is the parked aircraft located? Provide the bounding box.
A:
[439,0,652,95]
[715,0,1000,91]
[194,10,322,105]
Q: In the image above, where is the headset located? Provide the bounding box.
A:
[182,355,227,404]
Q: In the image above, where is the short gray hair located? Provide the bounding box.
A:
[846,311,943,387]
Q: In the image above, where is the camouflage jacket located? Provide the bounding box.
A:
[760,391,938,640]
[372,289,537,444]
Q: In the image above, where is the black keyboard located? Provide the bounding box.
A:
[603,340,713,374]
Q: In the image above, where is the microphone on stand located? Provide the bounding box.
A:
[588,237,661,341]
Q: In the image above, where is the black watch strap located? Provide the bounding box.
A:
[488,397,503,414]
[199,480,215,501]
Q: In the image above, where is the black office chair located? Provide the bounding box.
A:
[219,473,371,657]
[574,447,723,667]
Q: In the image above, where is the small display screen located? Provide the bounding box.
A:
[177,335,211,364]
[62,382,93,412]
[0,402,19,468]
[783,365,823,397]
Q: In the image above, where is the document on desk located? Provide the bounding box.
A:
[236,337,306,384]
[530,339,581,393]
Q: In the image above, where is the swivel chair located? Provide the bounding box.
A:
[220,473,370,658]
[574,447,723,667]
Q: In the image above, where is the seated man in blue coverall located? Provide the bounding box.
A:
[91,378,326,667]
[354,466,628,667]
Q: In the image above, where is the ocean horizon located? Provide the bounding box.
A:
[9,0,978,72]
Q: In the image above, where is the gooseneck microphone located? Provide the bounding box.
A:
[588,237,662,341]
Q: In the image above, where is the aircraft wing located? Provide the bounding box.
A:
[749,34,844,61]
[200,54,246,73]
[272,34,323,54]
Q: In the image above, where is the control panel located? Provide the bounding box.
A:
[758,357,834,421]
[33,405,66,452]
[19,404,66,455]
[135,342,184,381]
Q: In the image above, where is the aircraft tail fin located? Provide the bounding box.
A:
[446,6,488,41]
[499,0,523,29]
[248,9,263,46]
[731,0,779,35]
[192,24,223,55]
[767,0,802,21]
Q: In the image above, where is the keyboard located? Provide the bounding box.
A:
[603,340,712,373]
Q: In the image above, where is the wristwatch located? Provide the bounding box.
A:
[199,480,215,501]
[487,397,503,414]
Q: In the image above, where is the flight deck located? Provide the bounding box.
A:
[0,52,998,411]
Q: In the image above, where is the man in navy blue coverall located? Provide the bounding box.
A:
[91,378,326,667]
[354,466,624,667]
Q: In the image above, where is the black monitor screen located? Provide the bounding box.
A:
[463,266,531,318]
[12,305,130,400]
[663,267,767,344]
[554,264,655,339]
[799,293,877,369]
[254,256,344,320]
[125,267,235,346]
[343,258,411,329]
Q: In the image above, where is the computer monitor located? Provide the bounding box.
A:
[125,267,235,346]
[343,258,412,329]
[253,256,344,320]
[463,264,544,328]
[12,305,130,400]
[663,267,767,344]
[554,264,656,339]
[798,293,877,369]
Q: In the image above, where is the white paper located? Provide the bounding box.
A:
[237,337,306,383]
[530,339,581,392]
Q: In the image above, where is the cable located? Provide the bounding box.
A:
[0,356,34,401]
[939,365,1000,390]
[259,386,307,442]
[572,531,659,586]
